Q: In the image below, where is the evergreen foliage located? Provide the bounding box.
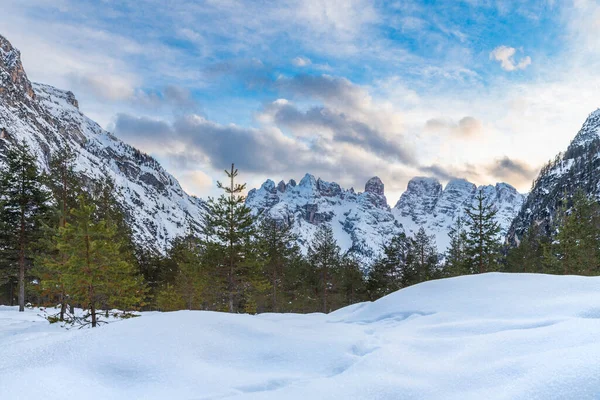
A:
[464,189,501,273]
[0,140,50,311]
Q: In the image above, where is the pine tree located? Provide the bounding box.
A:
[34,148,85,320]
[203,164,257,313]
[58,195,143,327]
[505,223,547,273]
[256,217,301,312]
[0,140,50,311]
[464,189,501,273]
[367,232,411,299]
[547,190,600,275]
[409,227,439,282]
[445,216,469,276]
[335,254,366,307]
[169,234,207,310]
[307,224,340,313]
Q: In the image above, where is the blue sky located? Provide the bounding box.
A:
[2,0,600,201]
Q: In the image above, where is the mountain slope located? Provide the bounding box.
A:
[508,110,600,244]
[246,175,402,264]
[246,174,525,261]
[395,177,525,249]
[0,34,204,251]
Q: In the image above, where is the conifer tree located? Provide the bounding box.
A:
[367,232,411,299]
[335,254,366,307]
[409,227,439,282]
[57,195,143,327]
[34,148,84,320]
[307,224,340,313]
[203,164,257,313]
[0,140,50,311]
[505,223,547,273]
[445,216,469,276]
[256,217,301,312]
[464,189,501,273]
[547,190,600,275]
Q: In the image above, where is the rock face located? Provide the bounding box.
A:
[508,110,600,244]
[0,34,205,252]
[393,177,525,249]
[246,174,402,265]
[246,173,525,263]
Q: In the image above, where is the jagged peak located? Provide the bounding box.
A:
[33,82,79,109]
[406,176,442,190]
[260,179,276,191]
[0,34,35,100]
[298,173,317,188]
[568,108,600,151]
[365,176,384,196]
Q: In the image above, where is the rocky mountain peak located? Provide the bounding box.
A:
[298,173,317,189]
[0,34,35,101]
[365,176,384,196]
[567,109,600,151]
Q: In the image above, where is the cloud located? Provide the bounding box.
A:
[487,157,539,186]
[419,163,480,182]
[292,56,312,67]
[489,46,532,71]
[264,100,415,165]
[424,116,483,137]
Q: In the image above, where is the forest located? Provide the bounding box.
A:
[1,141,599,327]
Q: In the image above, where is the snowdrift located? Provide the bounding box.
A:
[1,273,600,399]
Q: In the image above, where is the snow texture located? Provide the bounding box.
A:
[0,34,205,252]
[246,174,525,263]
[1,273,600,399]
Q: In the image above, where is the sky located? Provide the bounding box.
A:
[2,0,600,203]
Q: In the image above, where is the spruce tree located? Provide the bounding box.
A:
[256,217,301,312]
[367,232,411,299]
[464,189,501,273]
[335,254,366,307]
[57,195,143,327]
[409,227,439,282]
[34,148,84,320]
[203,164,257,313]
[547,190,600,275]
[307,224,340,313]
[445,216,469,276]
[0,140,50,311]
[505,223,547,273]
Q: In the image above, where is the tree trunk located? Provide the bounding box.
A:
[59,289,66,321]
[18,205,26,312]
[322,265,327,313]
[90,297,97,328]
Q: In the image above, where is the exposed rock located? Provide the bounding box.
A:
[0,34,205,252]
[394,177,525,249]
[508,109,600,244]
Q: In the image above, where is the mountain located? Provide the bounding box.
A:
[246,174,525,262]
[508,110,600,244]
[0,34,204,251]
[246,175,402,265]
[394,177,525,249]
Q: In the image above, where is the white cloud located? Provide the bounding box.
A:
[292,56,312,67]
[489,46,532,71]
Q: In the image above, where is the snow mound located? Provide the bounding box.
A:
[2,273,600,399]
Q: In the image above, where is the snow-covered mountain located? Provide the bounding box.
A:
[0,34,204,251]
[394,177,525,249]
[246,174,525,262]
[508,109,600,244]
[246,175,402,265]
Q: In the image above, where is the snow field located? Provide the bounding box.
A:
[1,273,600,399]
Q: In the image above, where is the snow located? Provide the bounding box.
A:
[2,273,600,399]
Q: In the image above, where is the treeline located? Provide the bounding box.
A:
[2,142,599,326]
